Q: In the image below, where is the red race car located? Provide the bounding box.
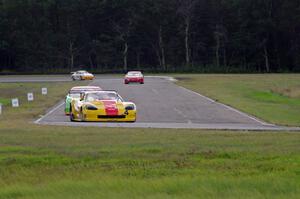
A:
[124,71,144,84]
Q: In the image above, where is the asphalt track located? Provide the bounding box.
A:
[0,75,117,82]
[1,75,299,130]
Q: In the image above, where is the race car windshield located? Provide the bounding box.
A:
[69,89,101,97]
[85,92,122,102]
[69,93,81,98]
[77,71,87,74]
[128,72,141,77]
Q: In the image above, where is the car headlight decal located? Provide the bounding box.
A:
[86,105,98,110]
[125,104,135,111]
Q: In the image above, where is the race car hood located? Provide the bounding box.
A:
[88,100,126,116]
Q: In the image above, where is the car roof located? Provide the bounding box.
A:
[128,71,142,73]
[70,86,101,91]
[84,90,118,95]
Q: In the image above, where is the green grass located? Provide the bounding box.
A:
[0,125,300,199]
[175,74,300,126]
[0,98,10,106]
[0,78,299,198]
[0,81,87,121]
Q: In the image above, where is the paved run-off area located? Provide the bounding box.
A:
[16,75,296,131]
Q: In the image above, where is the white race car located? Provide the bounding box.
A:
[71,70,94,81]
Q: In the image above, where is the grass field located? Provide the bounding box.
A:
[176,74,300,126]
[0,77,299,198]
[0,81,87,121]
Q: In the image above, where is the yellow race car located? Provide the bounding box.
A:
[70,91,136,122]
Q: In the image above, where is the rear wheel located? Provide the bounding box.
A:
[70,114,75,122]
[70,107,75,122]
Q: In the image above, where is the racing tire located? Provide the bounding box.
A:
[126,120,136,123]
[79,108,85,122]
[70,113,75,122]
[70,107,75,122]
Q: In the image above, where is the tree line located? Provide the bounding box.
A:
[0,0,299,73]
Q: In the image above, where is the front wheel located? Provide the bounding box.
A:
[79,108,85,121]
[126,119,136,123]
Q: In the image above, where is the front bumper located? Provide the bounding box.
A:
[72,110,136,122]
[82,76,94,80]
[125,78,144,83]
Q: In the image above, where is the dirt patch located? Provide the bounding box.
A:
[175,77,192,81]
[271,85,300,99]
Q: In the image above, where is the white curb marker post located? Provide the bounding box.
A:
[12,98,19,107]
[0,103,2,115]
[27,93,34,101]
[42,88,47,95]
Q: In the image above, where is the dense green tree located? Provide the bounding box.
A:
[0,0,299,73]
